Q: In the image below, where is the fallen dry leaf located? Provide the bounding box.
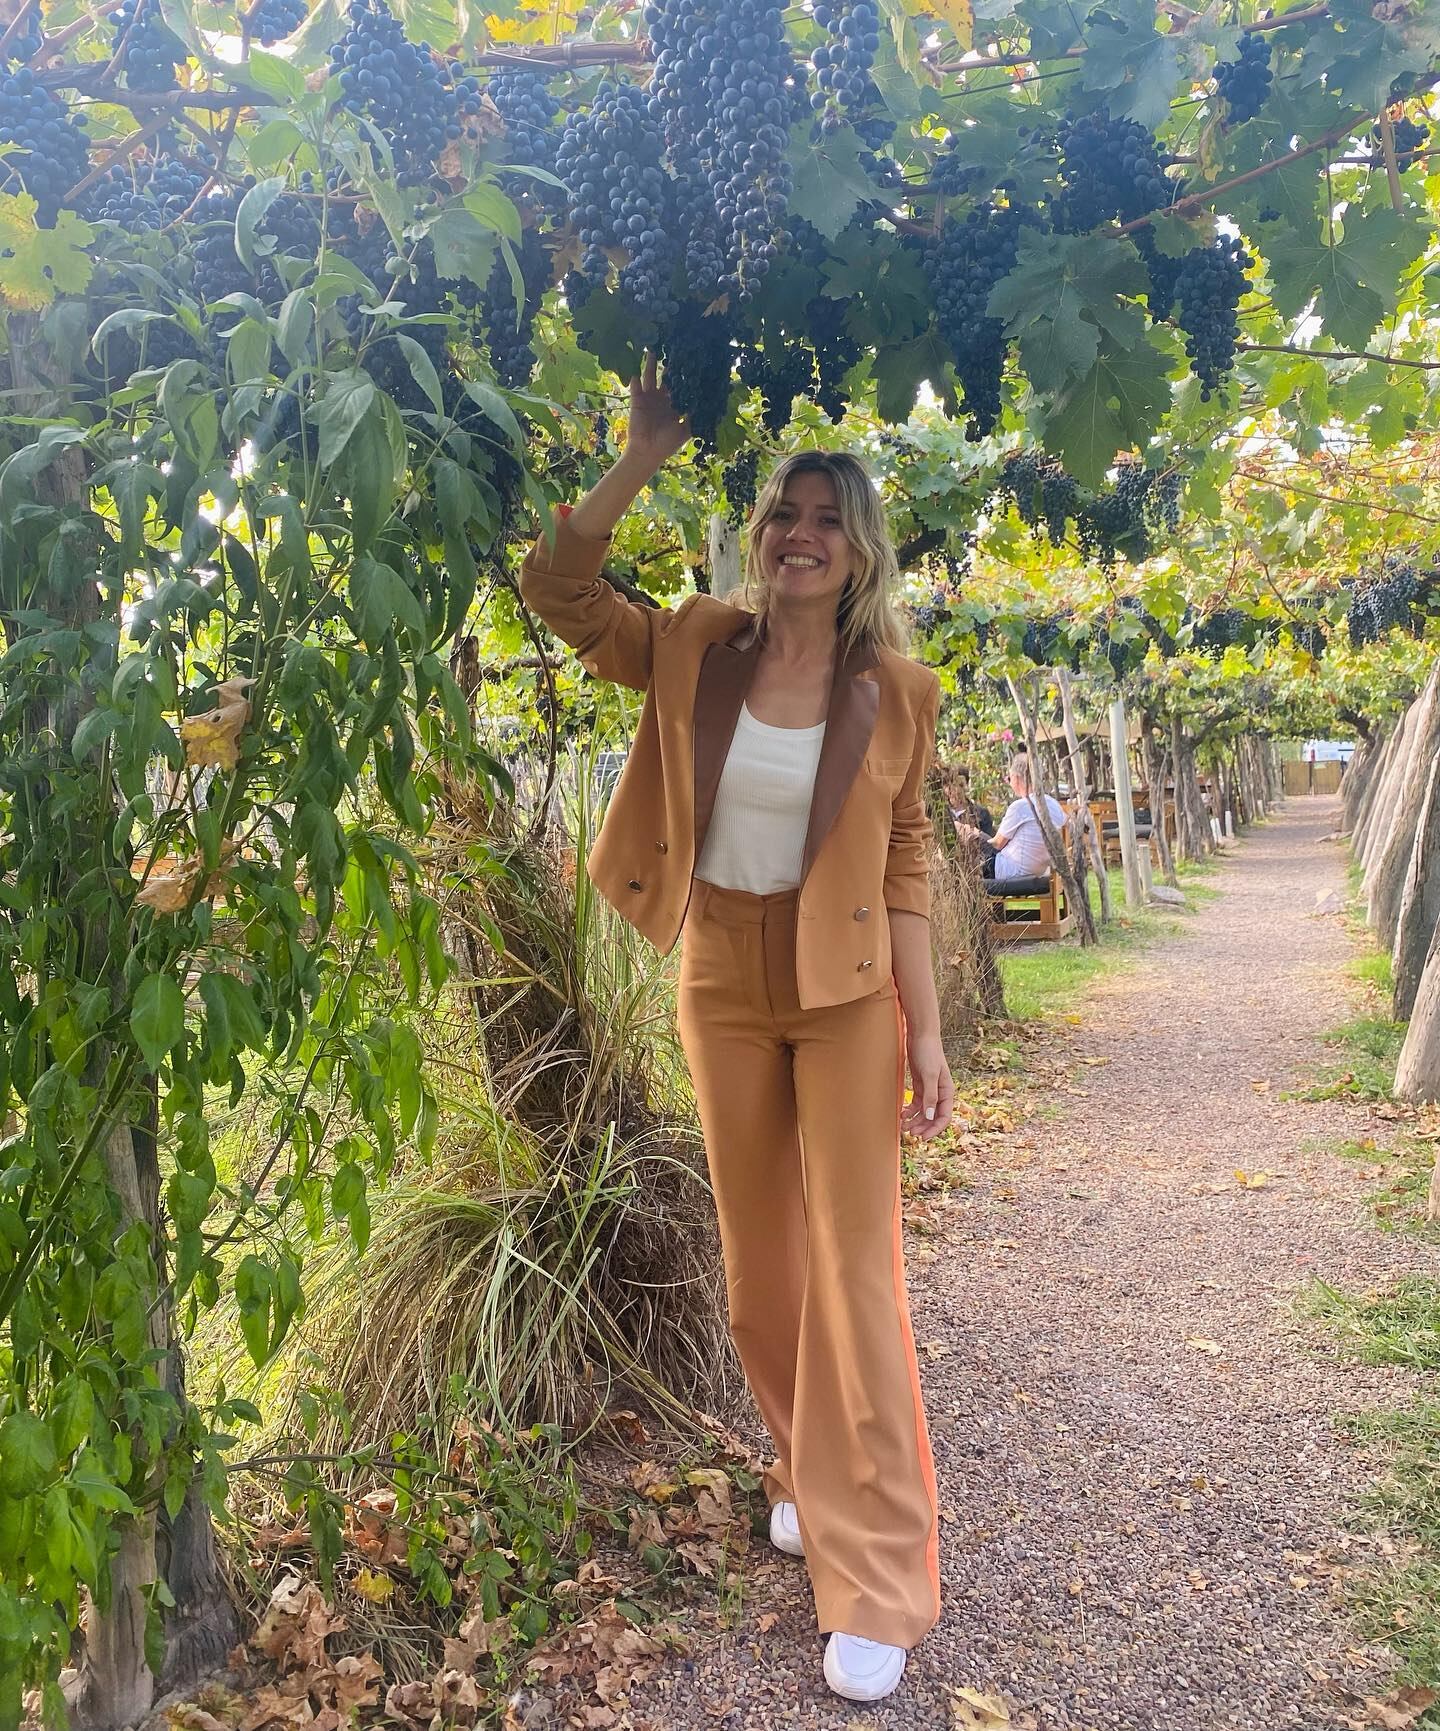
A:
[629,1460,680,1503]
[238,1681,313,1731]
[327,1653,381,1713]
[252,1574,341,1674]
[949,1686,1018,1729]
[1364,1686,1439,1729]
[1186,1336,1225,1355]
[1234,1168,1274,1189]
[382,1681,431,1727]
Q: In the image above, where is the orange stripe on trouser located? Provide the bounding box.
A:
[676,881,942,1649]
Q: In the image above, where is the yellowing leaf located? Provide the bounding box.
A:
[949,1687,1013,1729]
[180,676,254,770]
[910,0,972,50]
[1186,1336,1224,1356]
[0,194,95,311]
[352,1567,395,1604]
[1234,1169,1273,1189]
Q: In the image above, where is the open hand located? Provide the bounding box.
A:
[624,353,691,471]
[901,1032,955,1142]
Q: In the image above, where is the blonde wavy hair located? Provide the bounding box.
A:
[737,452,909,656]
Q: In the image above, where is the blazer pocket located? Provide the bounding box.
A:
[865,754,910,778]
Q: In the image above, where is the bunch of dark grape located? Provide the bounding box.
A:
[930,136,982,197]
[477,227,551,388]
[3,2,42,63]
[807,294,860,422]
[1287,621,1326,659]
[556,81,675,316]
[810,0,881,111]
[739,340,815,434]
[644,0,800,297]
[1022,616,1068,667]
[995,450,1079,546]
[924,202,1036,437]
[489,71,560,181]
[912,590,952,636]
[723,447,760,526]
[0,69,89,225]
[82,155,206,228]
[111,0,187,90]
[657,300,735,449]
[1348,556,1422,645]
[1189,608,1249,654]
[247,0,309,45]
[336,228,451,411]
[1134,225,1183,320]
[1383,113,1430,171]
[192,184,319,309]
[327,0,457,181]
[1213,33,1271,125]
[1172,235,1250,399]
[1053,109,1175,231]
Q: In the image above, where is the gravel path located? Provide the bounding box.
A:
[622,797,1438,1731]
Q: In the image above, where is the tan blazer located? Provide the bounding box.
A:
[519,512,939,1010]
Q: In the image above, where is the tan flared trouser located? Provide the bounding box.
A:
[677,881,942,1649]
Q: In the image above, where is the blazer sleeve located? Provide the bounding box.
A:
[518,509,668,693]
[884,674,940,920]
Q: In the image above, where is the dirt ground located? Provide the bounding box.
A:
[617,795,1439,1731]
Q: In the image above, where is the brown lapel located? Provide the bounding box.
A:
[692,619,761,863]
[800,637,880,885]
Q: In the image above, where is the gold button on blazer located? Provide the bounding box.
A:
[520,512,940,1010]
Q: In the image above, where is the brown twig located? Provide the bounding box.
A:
[1235,341,1440,371]
[43,0,129,55]
[1378,108,1405,212]
[1116,117,1362,234]
[0,0,37,63]
[65,111,171,203]
[1233,465,1440,526]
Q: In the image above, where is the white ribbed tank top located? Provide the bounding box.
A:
[693,703,826,895]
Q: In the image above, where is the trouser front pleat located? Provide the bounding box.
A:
[676,881,941,1650]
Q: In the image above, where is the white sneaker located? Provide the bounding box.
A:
[823,1631,907,1702]
[768,1499,805,1557]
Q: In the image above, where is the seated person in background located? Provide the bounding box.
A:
[947,767,995,838]
[959,752,1065,881]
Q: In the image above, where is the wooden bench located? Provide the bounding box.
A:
[986,822,1074,943]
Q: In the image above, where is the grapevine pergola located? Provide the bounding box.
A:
[2,0,1440,1723]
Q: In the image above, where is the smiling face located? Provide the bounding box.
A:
[755,470,857,614]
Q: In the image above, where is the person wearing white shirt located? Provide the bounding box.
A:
[958,752,1064,879]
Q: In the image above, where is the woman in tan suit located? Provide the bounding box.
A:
[520,362,954,1703]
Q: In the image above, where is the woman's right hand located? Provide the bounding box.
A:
[623,353,691,473]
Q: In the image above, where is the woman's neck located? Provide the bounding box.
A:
[763,601,841,665]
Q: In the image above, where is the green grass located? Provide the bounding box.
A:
[1301,1276,1440,1368]
[998,863,1216,1024]
[1332,1137,1440,1238]
[1349,949,1396,995]
[1298,1013,1406,1101]
[1327,1380,1440,1721]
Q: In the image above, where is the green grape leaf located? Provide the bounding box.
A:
[989,230,1148,396]
[1078,0,1183,130]
[873,328,956,423]
[788,126,878,241]
[1044,337,1172,487]
[1268,208,1426,350]
[1298,0,1440,113]
[0,197,94,311]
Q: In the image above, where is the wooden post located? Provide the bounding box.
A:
[708,512,740,599]
[1109,694,1143,909]
[1057,668,1111,926]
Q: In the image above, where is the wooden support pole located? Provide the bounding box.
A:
[1109,694,1144,910]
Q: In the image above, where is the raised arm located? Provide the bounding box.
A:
[519,359,692,691]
